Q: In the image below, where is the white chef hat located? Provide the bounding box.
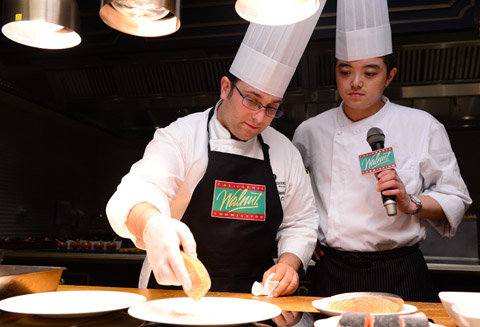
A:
[229,2,326,98]
[335,0,392,61]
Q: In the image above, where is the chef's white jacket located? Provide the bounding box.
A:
[293,97,471,252]
[107,102,319,278]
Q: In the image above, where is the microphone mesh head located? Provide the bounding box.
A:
[366,127,385,145]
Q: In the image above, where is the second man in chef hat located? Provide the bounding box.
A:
[106,3,327,297]
[293,0,471,301]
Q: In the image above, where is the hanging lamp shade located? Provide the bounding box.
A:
[235,0,320,26]
[99,0,180,37]
[1,0,81,49]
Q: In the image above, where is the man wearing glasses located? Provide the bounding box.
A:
[106,8,323,296]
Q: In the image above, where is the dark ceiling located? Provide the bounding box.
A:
[0,0,479,139]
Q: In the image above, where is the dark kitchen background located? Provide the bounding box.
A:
[0,0,479,288]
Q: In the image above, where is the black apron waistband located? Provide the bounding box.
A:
[322,243,420,261]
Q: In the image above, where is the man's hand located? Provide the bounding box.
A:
[272,311,303,327]
[262,253,301,297]
[126,203,197,290]
[376,169,445,219]
[376,169,412,213]
[312,241,324,262]
[143,216,197,289]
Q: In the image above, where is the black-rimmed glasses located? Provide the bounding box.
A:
[230,82,284,119]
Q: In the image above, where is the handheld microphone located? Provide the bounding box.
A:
[366,127,397,216]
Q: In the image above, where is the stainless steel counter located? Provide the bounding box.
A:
[3,250,480,273]
[1,249,146,287]
[2,249,146,264]
[3,249,480,292]
[425,256,480,273]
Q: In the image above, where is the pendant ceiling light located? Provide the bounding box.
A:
[99,0,180,37]
[235,0,320,25]
[1,0,81,50]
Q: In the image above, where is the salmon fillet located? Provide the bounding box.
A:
[181,251,211,301]
[338,312,372,327]
[399,312,429,327]
[372,314,400,327]
[336,311,429,327]
[328,292,404,314]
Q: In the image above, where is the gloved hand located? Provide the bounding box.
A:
[142,214,197,290]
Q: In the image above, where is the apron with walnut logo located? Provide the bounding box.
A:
[182,109,283,292]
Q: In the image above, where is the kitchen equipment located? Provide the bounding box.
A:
[128,297,282,325]
[312,292,417,317]
[1,0,81,49]
[0,290,146,318]
[439,291,480,326]
[452,302,480,327]
[0,265,65,300]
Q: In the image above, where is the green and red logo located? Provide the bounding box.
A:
[359,147,396,175]
[211,180,266,221]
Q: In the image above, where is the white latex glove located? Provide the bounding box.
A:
[142,214,197,290]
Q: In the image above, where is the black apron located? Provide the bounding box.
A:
[310,244,439,302]
[149,108,283,292]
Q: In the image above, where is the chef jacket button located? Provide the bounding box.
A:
[337,130,342,135]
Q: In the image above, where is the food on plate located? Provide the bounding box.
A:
[119,247,145,253]
[106,240,117,251]
[337,312,428,327]
[56,240,68,251]
[181,251,211,301]
[81,241,92,251]
[94,241,105,251]
[372,315,400,327]
[328,292,404,313]
[338,312,372,327]
[399,312,429,327]
[70,240,81,250]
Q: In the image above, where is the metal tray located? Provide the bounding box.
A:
[0,265,65,300]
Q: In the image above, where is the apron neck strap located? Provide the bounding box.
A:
[207,107,273,174]
[207,107,271,162]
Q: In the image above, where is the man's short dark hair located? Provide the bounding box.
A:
[226,72,239,98]
[382,53,397,76]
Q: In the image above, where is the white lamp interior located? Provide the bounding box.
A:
[235,0,320,25]
[1,0,81,49]
[99,0,180,37]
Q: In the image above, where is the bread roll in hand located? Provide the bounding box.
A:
[181,251,211,301]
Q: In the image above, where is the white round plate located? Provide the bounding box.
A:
[128,297,282,325]
[314,316,444,327]
[0,290,146,318]
[312,293,417,316]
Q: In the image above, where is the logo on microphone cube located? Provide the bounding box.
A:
[359,147,396,175]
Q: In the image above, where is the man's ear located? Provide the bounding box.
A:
[220,76,231,100]
[385,67,398,87]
